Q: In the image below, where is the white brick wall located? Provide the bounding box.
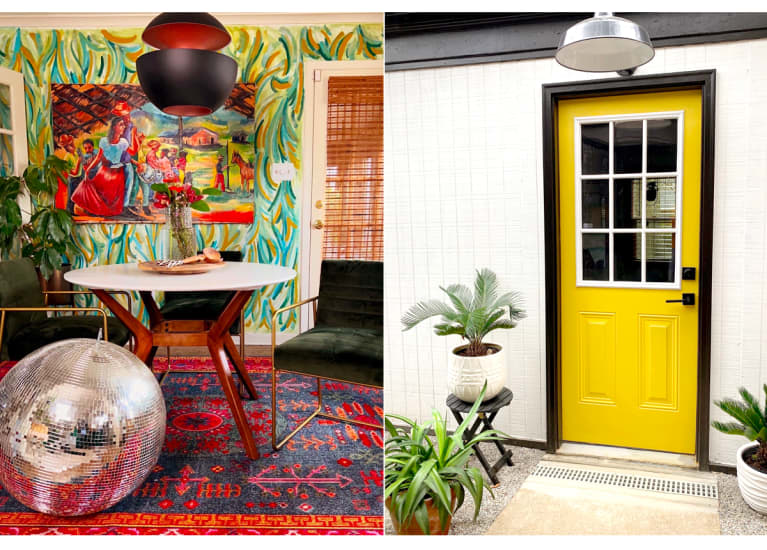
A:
[384,38,767,466]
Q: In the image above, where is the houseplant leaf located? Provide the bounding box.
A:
[384,383,510,534]
[401,299,457,330]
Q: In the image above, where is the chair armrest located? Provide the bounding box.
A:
[44,290,132,313]
[0,306,110,355]
[271,296,318,353]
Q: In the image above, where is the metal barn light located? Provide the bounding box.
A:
[555,12,654,74]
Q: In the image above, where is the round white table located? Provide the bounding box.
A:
[66,262,295,292]
[65,261,296,460]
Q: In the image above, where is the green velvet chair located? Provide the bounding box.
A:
[271,259,383,449]
[160,250,246,361]
[0,258,131,361]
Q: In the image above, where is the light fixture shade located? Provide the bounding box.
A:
[142,12,230,50]
[555,13,654,73]
[136,48,237,116]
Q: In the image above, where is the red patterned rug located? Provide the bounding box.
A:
[0,357,383,535]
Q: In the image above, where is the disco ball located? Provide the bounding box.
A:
[0,339,166,516]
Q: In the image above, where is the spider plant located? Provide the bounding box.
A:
[385,384,507,534]
[713,385,767,469]
[401,268,526,356]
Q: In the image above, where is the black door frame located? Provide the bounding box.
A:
[542,70,716,470]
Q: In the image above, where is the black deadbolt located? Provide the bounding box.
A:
[682,267,696,281]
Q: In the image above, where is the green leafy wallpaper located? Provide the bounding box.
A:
[0,24,383,332]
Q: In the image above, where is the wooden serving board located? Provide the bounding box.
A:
[138,261,226,275]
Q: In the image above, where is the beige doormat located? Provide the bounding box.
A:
[486,458,720,535]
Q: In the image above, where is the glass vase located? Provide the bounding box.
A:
[166,204,196,260]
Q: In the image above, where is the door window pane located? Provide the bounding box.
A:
[576,114,681,286]
[582,179,609,228]
[646,177,676,229]
[646,233,675,283]
[0,84,10,130]
[614,233,642,282]
[647,119,677,173]
[581,123,609,175]
[614,178,641,228]
[614,120,642,173]
[0,133,12,177]
[582,233,609,281]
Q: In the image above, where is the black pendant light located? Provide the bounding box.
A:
[142,12,231,50]
[137,12,236,117]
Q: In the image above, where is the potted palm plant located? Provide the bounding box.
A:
[385,384,506,534]
[713,386,767,513]
[401,268,526,402]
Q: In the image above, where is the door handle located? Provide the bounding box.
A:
[666,293,695,306]
[312,220,324,230]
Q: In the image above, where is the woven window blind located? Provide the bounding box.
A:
[322,75,383,261]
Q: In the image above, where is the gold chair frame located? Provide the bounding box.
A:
[0,290,134,356]
[270,296,382,450]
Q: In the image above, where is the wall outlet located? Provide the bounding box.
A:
[270,162,296,181]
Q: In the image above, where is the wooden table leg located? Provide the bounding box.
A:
[208,290,260,459]
[224,333,257,400]
[91,288,154,364]
[137,292,161,370]
[139,291,163,326]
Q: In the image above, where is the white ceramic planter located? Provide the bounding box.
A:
[447,344,505,402]
[736,441,767,514]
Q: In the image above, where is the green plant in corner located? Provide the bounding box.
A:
[401,268,526,356]
[0,172,24,258]
[713,385,767,470]
[384,383,507,535]
[19,155,79,279]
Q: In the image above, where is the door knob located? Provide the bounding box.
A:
[312,220,324,229]
[666,293,695,306]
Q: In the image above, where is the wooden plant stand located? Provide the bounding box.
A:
[446,388,515,487]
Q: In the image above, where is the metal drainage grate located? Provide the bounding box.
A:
[532,464,718,499]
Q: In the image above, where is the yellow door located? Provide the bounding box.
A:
[559,90,702,454]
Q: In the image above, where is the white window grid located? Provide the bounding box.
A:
[574,111,684,289]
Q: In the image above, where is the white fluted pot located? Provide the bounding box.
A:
[737,442,767,514]
[447,344,505,403]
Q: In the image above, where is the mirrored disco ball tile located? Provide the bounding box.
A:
[0,339,166,516]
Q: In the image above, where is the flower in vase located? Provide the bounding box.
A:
[151,181,221,213]
[153,192,170,209]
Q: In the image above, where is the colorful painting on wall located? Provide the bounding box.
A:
[51,83,256,224]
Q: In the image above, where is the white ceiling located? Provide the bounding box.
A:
[0,12,382,28]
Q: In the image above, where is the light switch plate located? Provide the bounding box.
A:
[270,162,296,182]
